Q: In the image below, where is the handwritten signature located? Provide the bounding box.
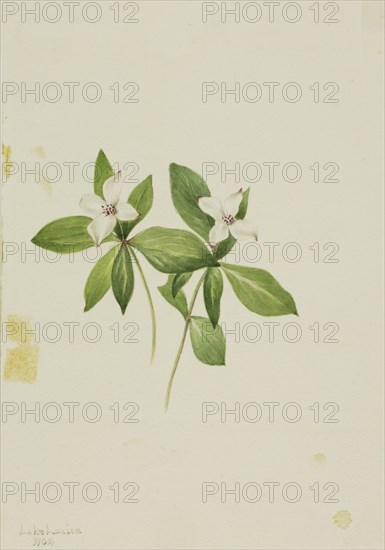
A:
[19,523,82,536]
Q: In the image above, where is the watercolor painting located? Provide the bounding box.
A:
[32,150,297,410]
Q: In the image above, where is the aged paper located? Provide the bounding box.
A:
[1,1,384,549]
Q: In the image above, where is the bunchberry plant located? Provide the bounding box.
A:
[159,164,298,410]
[31,153,297,411]
[31,152,220,365]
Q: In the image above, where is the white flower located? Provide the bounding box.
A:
[198,188,258,244]
[80,173,139,246]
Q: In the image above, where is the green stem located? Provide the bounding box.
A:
[116,220,125,240]
[129,247,156,364]
[165,271,206,412]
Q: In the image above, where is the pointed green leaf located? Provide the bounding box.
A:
[112,245,135,314]
[172,271,193,298]
[221,263,298,316]
[189,316,226,366]
[31,216,114,254]
[158,275,188,319]
[116,175,153,239]
[203,267,223,328]
[130,227,219,273]
[170,163,214,240]
[84,247,117,312]
[94,149,114,199]
[214,188,250,260]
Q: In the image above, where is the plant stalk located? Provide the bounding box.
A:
[129,246,156,364]
[164,271,206,412]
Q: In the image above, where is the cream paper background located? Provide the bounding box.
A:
[1,1,384,548]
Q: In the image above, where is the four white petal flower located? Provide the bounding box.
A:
[80,178,256,248]
[80,173,139,246]
[198,189,258,244]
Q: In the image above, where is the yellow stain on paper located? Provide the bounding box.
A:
[312,453,328,466]
[31,146,46,159]
[41,176,53,197]
[3,315,39,383]
[2,144,12,180]
[31,146,52,196]
[332,510,352,529]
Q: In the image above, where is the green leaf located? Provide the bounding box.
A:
[172,272,193,298]
[203,267,223,328]
[130,227,219,273]
[214,188,250,260]
[221,263,298,316]
[189,316,226,366]
[117,175,153,239]
[94,149,114,199]
[170,163,214,240]
[112,245,135,314]
[31,216,114,254]
[84,247,117,312]
[158,275,188,319]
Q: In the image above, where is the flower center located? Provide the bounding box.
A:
[223,214,234,225]
[102,204,116,216]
